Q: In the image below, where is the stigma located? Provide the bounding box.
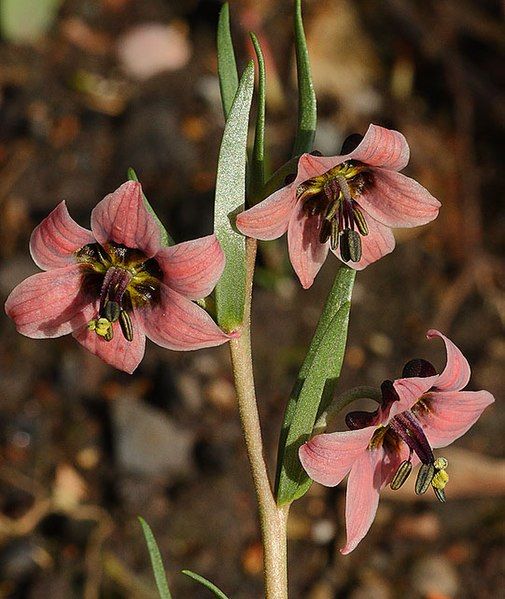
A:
[298,160,372,262]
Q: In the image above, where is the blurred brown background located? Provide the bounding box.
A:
[0,0,503,597]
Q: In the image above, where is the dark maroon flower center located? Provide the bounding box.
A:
[297,160,373,262]
[345,366,449,501]
[76,242,163,342]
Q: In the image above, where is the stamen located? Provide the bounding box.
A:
[319,219,331,244]
[340,229,362,262]
[330,219,339,250]
[119,310,133,342]
[352,205,369,236]
[390,459,413,490]
[402,358,437,378]
[415,462,435,494]
[103,300,120,323]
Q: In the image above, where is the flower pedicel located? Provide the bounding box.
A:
[5,181,234,373]
[299,330,494,554]
[236,124,441,288]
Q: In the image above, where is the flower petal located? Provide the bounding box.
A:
[287,203,329,289]
[5,265,93,338]
[91,181,161,257]
[332,212,395,271]
[29,202,95,271]
[414,389,495,448]
[347,124,410,171]
[73,308,146,374]
[388,375,440,419]
[357,169,440,228]
[140,284,232,350]
[156,234,225,300]
[427,329,471,392]
[341,448,383,554]
[299,427,375,487]
[236,185,298,240]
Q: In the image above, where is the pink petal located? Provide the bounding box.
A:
[287,203,329,289]
[29,202,95,270]
[388,375,440,419]
[332,213,395,271]
[156,234,225,300]
[236,185,298,240]
[91,181,161,258]
[5,265,93,338]
[235,152,347,241]
[427,329,471,392]
[414,389,495,449]
[140,284,232,351]
[357,169,440,228]
[299,427,375,487]
[73,308,146,374]
[341,448,383,554]
[347,124,410,171]
[295,124,411,175]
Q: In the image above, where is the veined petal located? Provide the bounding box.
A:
[140,284,232,351]
[156,234,224,300]
[5,265,93,338]
[341,448,383,554]
[358,169,440,228]
[414,390,495,449]
[91,181,161,258]
[427,329,471,392]
[347,124,410,171]
[299,427,375,487]
[296,124,410,175]
[30,202,95,270]
[73,308,146,374]
[287,203,329,289]
[236,185,298,240]
[332,213,395,270]
[388,375,440,419]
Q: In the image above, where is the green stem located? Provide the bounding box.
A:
[313,385,382,433]
[229,237,289,599]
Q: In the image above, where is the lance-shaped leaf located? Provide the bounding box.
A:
[138,517,172,599]
[217,3,239,119]
[182,570,230,599]
[275,266,355,505]
[249,32,266,204]
[127,167,174,246]
[214,61,255,331]
[292,0,317,156]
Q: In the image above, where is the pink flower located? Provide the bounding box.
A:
[5,181,232,374]
[236,124,441,288]
[299,330,494,554]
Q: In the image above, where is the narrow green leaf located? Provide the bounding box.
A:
[292,0,317,156]
[275,266,355,505]
[217,3,239,119]
[182,570,230,599]
[1,0,62,43]
[249,32,266,204]
[138,517,172,599]
[127,167,174,246]
[214,61,255,331]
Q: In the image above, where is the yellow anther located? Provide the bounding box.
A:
[94,318,113,338]
[87,320,97,331]
[434,457,448,470]
[431,469,449,490]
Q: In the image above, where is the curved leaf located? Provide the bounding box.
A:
[214,61,255,330]
[275,266,355,505]
[182,570,230,599]
[217,3,239,119]
[138,517,172,599]
[249,31,266,204]
[292,0,317,155]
